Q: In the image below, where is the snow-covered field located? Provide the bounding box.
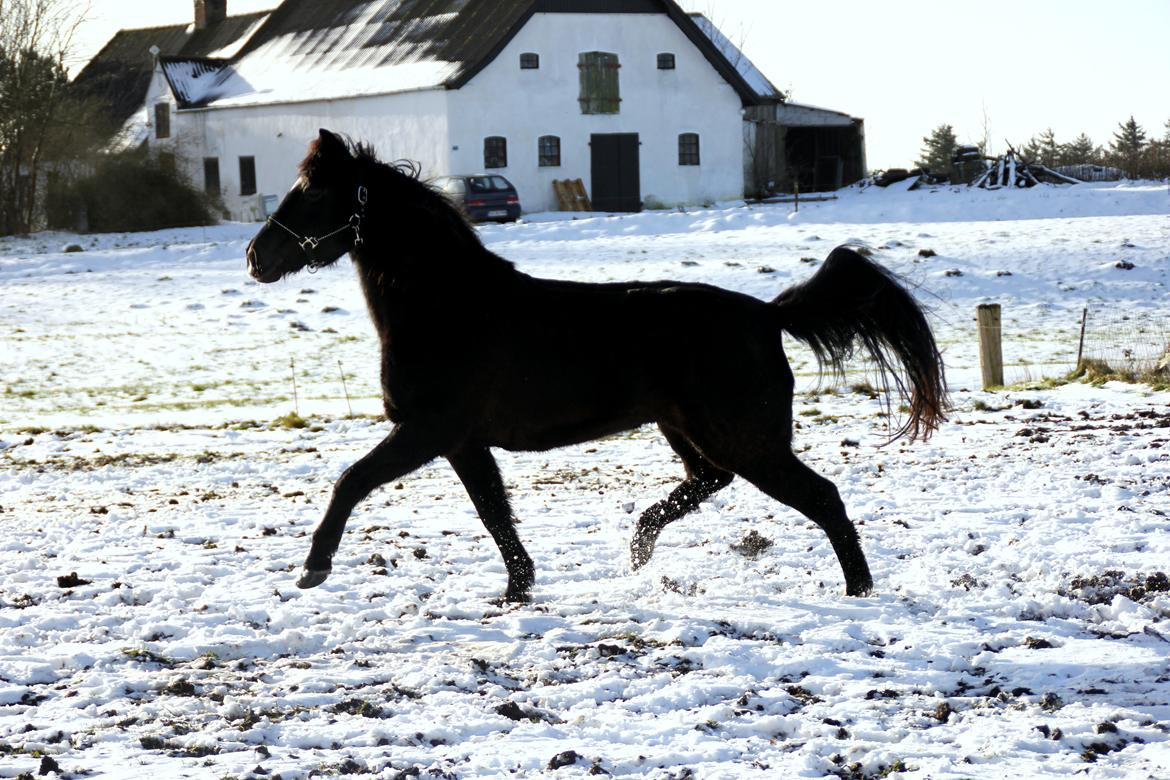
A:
[1,182,1169,779]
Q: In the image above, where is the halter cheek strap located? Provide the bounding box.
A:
[267,185,368,269]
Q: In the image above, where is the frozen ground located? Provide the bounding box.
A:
[1,182,1169,779]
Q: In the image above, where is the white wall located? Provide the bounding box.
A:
[447,13,746,213]
[150,78,452,221]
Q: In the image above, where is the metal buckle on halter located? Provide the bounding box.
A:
[352,185,368,246]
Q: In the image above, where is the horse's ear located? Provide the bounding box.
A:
[316,129,349,159]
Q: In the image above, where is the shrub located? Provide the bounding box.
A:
[47,150,218,233]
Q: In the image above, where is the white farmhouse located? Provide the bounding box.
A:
[74,0,865,220]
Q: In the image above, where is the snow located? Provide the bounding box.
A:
[1,181,1169,778]
[161,58,233,107]
[175,8,463,109]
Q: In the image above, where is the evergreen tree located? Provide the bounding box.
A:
[916,124,957,174]
[1146,138,1170,179]
[1059,133,1101,166]
[1022,128,1059,166]
[1143,119,1170,179]
[1108,116,1147,176]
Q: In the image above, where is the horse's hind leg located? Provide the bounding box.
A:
[737,453,873,596]
[299,423,443,589]
[447,446,535,603]
[630,427,733,570]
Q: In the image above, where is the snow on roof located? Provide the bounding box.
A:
[160,58,231,106]
[165,53,458,109]
[195,5,463,108]
[70,11,271,128]
[687,12,783,101]
[771,100,859,127]
[164,0,533,109]
[134,0,789,112]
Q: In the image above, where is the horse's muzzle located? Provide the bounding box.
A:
[246,241,280,283]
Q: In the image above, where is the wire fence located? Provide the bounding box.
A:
[1079,306,1170,376]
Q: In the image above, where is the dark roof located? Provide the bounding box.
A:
[78,0,773,118]
[70,12,269,129]
[226,0,539,92]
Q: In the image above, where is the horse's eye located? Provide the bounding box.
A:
[303,186,326,202]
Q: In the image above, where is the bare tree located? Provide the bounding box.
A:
[978,100,994,157]
[0,0,90,234]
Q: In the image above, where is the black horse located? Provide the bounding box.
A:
[246,129,947,602]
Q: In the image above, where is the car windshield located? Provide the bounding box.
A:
[467,176,512,193]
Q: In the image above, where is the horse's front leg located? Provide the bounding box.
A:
[297,423,443,589]
[447,446,535,603]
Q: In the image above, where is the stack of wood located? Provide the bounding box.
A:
[971,146,1082,189]
[553,179,592,211]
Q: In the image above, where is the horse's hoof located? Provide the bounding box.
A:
[297,568,331,589]
[502,587,532,604]
[846,578,874,597]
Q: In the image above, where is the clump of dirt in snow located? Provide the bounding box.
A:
[731,530,774,558]
[1061,570,1170,604]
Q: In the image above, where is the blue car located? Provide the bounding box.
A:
[435,174,522,223]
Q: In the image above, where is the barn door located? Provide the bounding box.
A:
[590,133,641,212]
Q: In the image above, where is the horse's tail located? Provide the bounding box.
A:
[772,245,948,441]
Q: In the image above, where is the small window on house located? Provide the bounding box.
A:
[578,51,620,114]
[678,133,700,166]
[154,103,171,139]
[203,157,221,195]
[484,136,507,169]
[239,156,257,196]
[520,52,540,69]
[657,53,676,70]
[538,135,561,167]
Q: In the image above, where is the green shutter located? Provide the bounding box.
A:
[579,51,620,115]
[599,52,620,113]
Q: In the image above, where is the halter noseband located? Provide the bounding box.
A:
[266,185,368,270]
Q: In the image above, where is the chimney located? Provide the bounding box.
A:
[194,0,227,29]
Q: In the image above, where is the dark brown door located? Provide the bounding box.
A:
[590,133,640,212]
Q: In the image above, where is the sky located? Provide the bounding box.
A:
[68,0,1170,170]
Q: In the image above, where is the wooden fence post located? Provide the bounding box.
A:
[977,303,1004,390]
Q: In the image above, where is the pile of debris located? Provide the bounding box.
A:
[871,144,1083,190]
[969,146,1081,188]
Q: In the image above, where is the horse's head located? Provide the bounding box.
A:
[246,129,367,283]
